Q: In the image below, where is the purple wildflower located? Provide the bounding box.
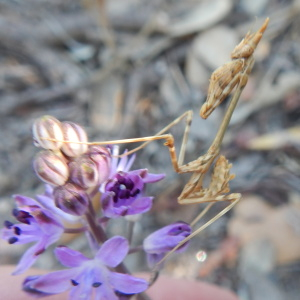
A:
[101,169,165,218]
[23,236,148,300]
[1,194,64,275]
[143,222,192,267]
[100,146,165,218]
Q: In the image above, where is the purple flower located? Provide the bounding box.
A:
[100,146,165,218]
[101,169,165,218]
[143,222,192,267]
[23,236,148,300]
[1,195,64,275]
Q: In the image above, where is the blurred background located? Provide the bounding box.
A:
[0,0,299,299]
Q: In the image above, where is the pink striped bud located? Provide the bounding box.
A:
[69,157,99,189]
[54,183,89,216]
[61,122,88,157]
[87,146,111,184]
[33,151,69,186]
[32,115,64,150]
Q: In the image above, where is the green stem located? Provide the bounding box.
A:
[128,245,144,254]
[127,220,135,245]
[85,209,107,245]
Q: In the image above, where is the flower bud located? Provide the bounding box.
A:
[32,115,64,150]
[33,151,69,186]
[87,146,111,184]
[53,183,89,216]
[143,222,191,268]
[61,122,88,157]
[69,157,99,189]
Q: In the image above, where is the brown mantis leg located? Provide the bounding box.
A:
[118,110,195,172]
[119,110,193,159]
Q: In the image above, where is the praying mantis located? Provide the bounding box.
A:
[41,17,269,270]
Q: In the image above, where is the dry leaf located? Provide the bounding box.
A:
[167,0,233,37]
[246,126,300,150]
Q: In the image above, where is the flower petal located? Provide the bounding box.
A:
[95,285,119,300]
[146,253,165,268]
[125,173,144,191]
[143,222,191,254]
[143,172,165,183]
[116,151,129,172]
[36,193,80,223]
[13,239,47,275]
[69,274,94,300]
[110,146,120,177]
[14,195,40,207]
[123,153,136,172]
[110,272,148,294]
[101,192,129,218]
[96,236,128,267]
[109,146,136,176]
[23,269,77,294]
[145,236,183,254]
[1,224,38,245]
[34,210,64,236]
[129,169,165,183]
[126,197,153,215]
[55,246,89,267]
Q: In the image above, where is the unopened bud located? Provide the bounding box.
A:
[61,122,88,157]
[87,146,111,184]
[53,183,89,216]
[32,115,64,150]
[33,151,69,186]
[69,157,99,189]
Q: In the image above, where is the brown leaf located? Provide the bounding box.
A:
[246,126,300,150]
[167,0,233,37]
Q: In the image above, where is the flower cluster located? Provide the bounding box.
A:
[1,115,192,299]
[32,115,111,216]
